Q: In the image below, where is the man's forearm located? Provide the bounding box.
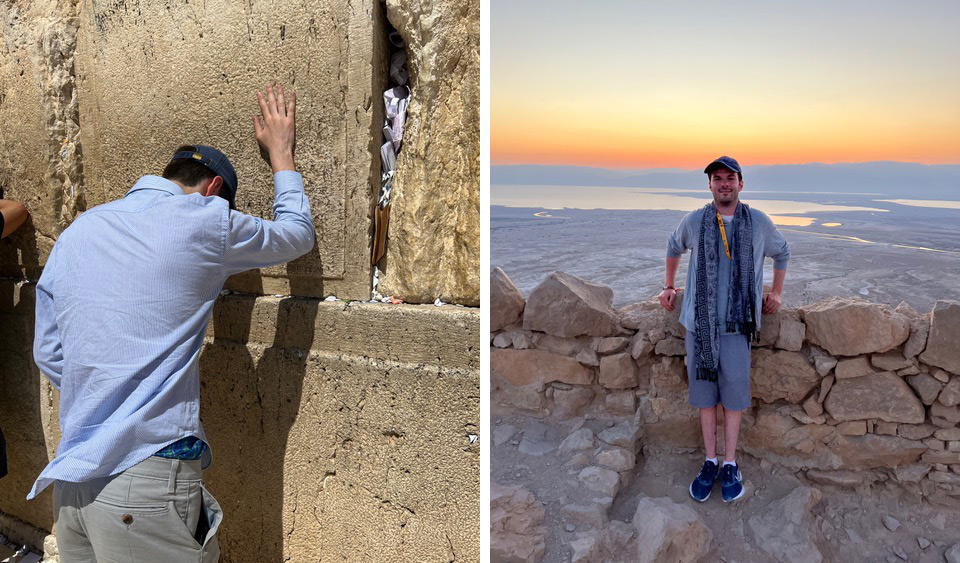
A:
[665,256,681,287]
[771,268,786,295]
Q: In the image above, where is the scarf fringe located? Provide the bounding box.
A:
[696,367,719,383]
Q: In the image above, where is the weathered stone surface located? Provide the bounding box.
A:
[936,428,960,441]
[748,487,823,563]
[649,356,687,398]
[618,291,685,338]
[814,355,838,377]
[599,353,638,390]
[575,347,600,367]
[871,351,913,372]
[633,496,712,563]
[596,447,636,472]
[742,405,836,467]
[654,336,686,357]
[757,310,781,346]
[893,464,932,483]
[776,309,805,351]
[946,544,960,563]
[578,466,620,498]
[535,334,592,357]
[805,470,864,486]
[802,298,910,356]
[379,0,479,304]
[552,387,595,420]
[752,349,820,403]
[823,372,925,423]
[920,301,960,374]
[898,424,936,441]
[835,356,880,380]
[830,434,926,469]
[904,313,931,359]
[490,483,546,563]
[898,366,920,376]
[922,451,960,465]
[569,536,599,563]
[931,401,960,424]
[837,421,867,436]
[932,368,952,383]
[492,377,544,413]
[630,333,654,360]
[817,375,835,403]
[491,349,594,386]
[802,396,824,418]
[598,422,641,450]
[491,268,524,331]
[605,391,637,416]
[522,272,616,337]
[905,373,944,406]
[559,429,595,455]
[561,503,608,530]
[875,421,898,436]
[597,337,630,355]
[492,333,513,348]
[940,376,960,407]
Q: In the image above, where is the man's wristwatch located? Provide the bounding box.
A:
[662,285,675,291]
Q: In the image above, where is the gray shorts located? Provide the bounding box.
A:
[685,331,752,411]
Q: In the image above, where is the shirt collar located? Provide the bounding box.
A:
[125,175,186,198]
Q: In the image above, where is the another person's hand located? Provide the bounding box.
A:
[659,288,676,311]
[253,83,296,173]
[762,291,782,314]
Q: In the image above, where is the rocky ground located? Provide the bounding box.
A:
[491,411,960,563]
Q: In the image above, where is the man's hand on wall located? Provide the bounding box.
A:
[762,291,782,315]
[659,288,676,311]
[254,83,297,173]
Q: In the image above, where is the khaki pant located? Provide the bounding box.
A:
[53,457,222,563]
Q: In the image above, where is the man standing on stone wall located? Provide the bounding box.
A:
[659,156,790,503]
[30,84,313,562]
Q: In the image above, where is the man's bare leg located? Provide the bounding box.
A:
[699,406,718,459]
[723,408,743,463]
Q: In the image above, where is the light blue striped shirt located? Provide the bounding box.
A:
[30,171,313,499]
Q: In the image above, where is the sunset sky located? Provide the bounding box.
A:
[491,0,960,169]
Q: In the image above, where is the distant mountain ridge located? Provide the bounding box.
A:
[492,162,960,198]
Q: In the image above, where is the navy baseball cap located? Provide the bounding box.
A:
[704,156,742,179]
[170,145,239,209]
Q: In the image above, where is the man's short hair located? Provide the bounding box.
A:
[162,146,217,188]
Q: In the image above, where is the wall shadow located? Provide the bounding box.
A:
[203,275,319,562]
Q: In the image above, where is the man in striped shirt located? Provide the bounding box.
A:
[32,84,314,562]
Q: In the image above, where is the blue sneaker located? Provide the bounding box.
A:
[689,460,719,502]
[721,463,745,502]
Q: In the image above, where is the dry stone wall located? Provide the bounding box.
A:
[491,269,960,506]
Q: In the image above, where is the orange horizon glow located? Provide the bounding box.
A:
[491,1,960,170]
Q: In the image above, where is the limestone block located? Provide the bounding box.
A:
[605,391,637,416]
[871,351,913,372]
[490,267,524,331]
[595,447,636,473]
[802,298,910,356]
[775,309,805,352]
[823,372,925,424]
[649,356,688,398]
[751,349,820,404]
[0,0,75,279]
[535,334,593,356]
[830,435,926,470]
[597,337,630,355]
[617,290,684,338]
[837,421,866,436]
[903,313,931,359]
[490,484,546,563]
[633,497,712,563]
[898,424,937,440]
[523,272,616,337]
[578,466,620,498]
[559,429,595,455]
[905,373,944,406]
[654,336,686,356]
[813,355,838,377]
[491,349,594,387]
[931,401,960,424]
[575,347,600,367]
[380,0,480,306]
[920,301,960,375]
[757,309,781,346]
[748,487,823,563]
[835,356,880,379]
[76,0,386,300]
[599,353,637,390]
[552,386,594,420]
[597,422,641,450]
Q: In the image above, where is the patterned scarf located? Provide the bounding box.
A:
[693,202,757,382]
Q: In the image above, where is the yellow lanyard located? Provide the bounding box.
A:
[716,212,732,260]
